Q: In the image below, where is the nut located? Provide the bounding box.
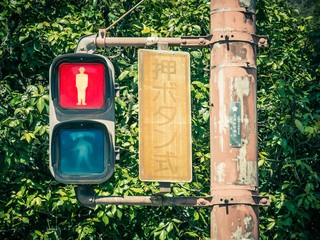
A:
[260,198,268,205]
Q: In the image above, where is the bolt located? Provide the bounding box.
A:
[80,46,85,50]
[182,40,187,44]
[89,198,93,202]
[199,38,205,45]
[260,198,268,205]
[260,39,265,44]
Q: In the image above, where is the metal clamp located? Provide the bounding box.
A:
[179,33,268,48]
[211,7,255,14]
[210,32,268,47]
[211,195,270,207]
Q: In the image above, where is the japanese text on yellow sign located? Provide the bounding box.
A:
[139,50,192,182]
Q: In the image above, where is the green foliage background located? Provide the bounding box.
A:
[0,0,319,239]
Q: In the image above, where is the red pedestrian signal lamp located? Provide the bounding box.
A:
[49,53,115,184]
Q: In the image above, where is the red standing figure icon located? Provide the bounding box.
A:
[76,67,88,105]
[59,63,105,109]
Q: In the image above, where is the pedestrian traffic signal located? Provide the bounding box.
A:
[49,53,115,184]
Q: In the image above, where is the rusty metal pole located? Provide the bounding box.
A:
[210,0,259,239]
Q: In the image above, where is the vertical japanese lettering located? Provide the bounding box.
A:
[139,50,191,182]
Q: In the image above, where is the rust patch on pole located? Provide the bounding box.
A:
[210,0,260,239]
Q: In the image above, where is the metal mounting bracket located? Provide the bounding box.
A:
[179,33,268,47]
[208,32,268,47]
[75,185,97,209]
[75,186,270,209]
[75,34,97,54]
[114,82,120,97]
[115,146,120,161]
[211,195,270,206]
[211,7,255,14]
[252,34,268,48]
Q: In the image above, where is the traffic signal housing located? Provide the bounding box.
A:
[49,53,115,184]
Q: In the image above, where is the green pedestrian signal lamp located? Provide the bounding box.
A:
[49,53,115,184]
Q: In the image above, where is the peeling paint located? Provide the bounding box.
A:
[217,69,228,152]
[231,226,243,240]
[146,37,159,45]
[232,138,257,185]
[232,55,242,60]
[247,160,257,184]
[214,116,218,133]
[216,162,226,184]
[230,44,248,60]
[229,75,257,184]
[210,0,259,238]
[237,138,248,183]
[244,216,253,230]
[231,215,255,240]
[212,27,235,32]
[230,76,251,123]
[211,211,218,237]
[239,0,256,9]
[244,114,250,135]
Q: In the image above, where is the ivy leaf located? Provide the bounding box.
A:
[295,119,304,133]
[102,215,109,225]
[36,97,45,113]
[159,230,167,240]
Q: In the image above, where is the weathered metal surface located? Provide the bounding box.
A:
[75,184,270,209]
[210,0,260,239]
[210,67,258,186]
[95,33,267,49]
[94,196,212,207]
[138,50,192,182]
[75,34,97,53]
[96,31,210,48]
[75,185,97,209]
[212,204,259,239]
[159,182,171,193]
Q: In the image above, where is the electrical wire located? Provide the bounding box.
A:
[173,206,209,232]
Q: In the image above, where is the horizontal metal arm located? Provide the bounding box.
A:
[96,29,211,48]
[75,186,270,209]
[76,30,267,53]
